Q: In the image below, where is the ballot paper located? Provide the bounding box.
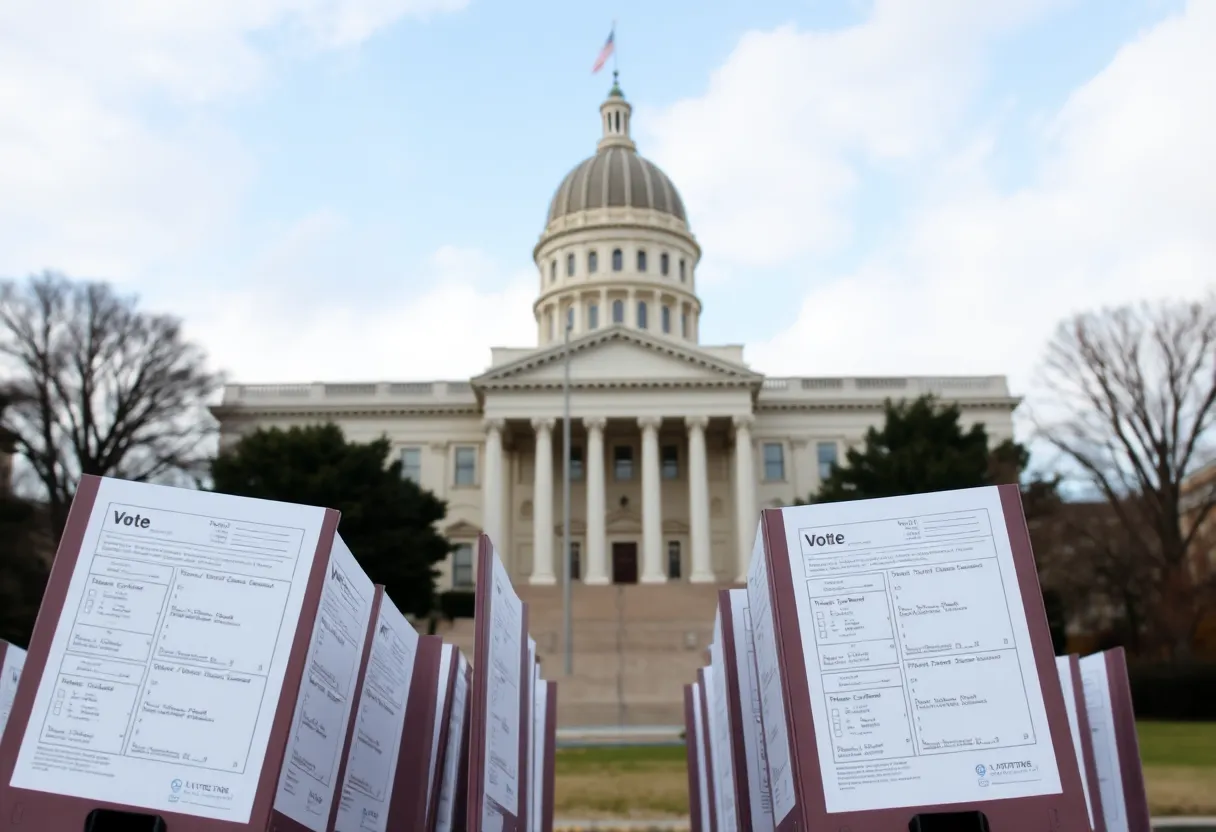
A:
[727,589,775,832]
[426,644,454,817]
[0,643,26,739]
[481,549,523,827]
[776,486,1062,813]
[708,621,738,831]
[745,529,797,824]
[692,680,711,831]
[433,655,469,832]
[274,536,374,832]
[1056,655,1096,829]
[7,477,335,823]
[333,595,419,832]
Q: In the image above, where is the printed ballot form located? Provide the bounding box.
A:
[274,536,374,831]
[0,642,26,739]
[1078,650,1150,832]
[333,594,419,832]
[779,488,1061,810]
[433,655,470,832]
[726,589,775,832]
[745,531,797,824]
[529,671,546,832]
[692,679,712,831]
[683,685,706,832]
[485,554,523,817]
[468,538,526,832]
[426,644,455,819]
[708,626,738,830]
[1056,656,1097,830]
[5,476,336,824]
[767,485,1073,817]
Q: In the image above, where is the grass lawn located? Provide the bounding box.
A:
[554,722,1216,819]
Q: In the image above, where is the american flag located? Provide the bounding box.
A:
[592,28,615,74]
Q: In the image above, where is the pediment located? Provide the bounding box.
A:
[472,326,763,391]
[605,508,642,534]
[444,519,482,538]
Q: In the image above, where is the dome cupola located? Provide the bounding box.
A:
[533,74,703,349]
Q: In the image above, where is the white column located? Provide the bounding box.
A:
[530,418,556,585]
[638,416,666,583]
[733,414,757,582]
[482,419,505,547]
[686,416,714,583]
[584,417,609,585]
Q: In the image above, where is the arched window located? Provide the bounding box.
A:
[678,259,686,282]
[681,312,689,337]
[566,307,575,331]
[637,301,648,330]
[588,303,599,329]
[661,306,671,333]
[637,250,647,272]
[550,260,557,282]
[611,248,623,271]
[660,252,670,276]
[588,250,598,273]
[612,299,624,323]
[566,253,575,277]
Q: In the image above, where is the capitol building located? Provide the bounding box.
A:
[212,78,1018,602]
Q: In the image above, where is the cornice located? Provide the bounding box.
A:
[754,397,1022,414]
[472,326,763,391]
[210,404,482,420]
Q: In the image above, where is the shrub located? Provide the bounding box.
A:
[439,590,476,620]
[1128,663,1216,721]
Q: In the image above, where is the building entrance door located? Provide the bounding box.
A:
[611,542,639,584]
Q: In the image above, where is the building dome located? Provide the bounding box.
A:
[547,149,687,224]
[545,74,687,226]
[533,74,703,349]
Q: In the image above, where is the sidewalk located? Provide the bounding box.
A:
[552,818,1216,831]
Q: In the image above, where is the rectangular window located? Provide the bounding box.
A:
[570,446,585,481]
[763,442,785,482]
[452,542,474,588]
[661,444,679,480]
[613,445,634,480]
[399,446,422,484]
[817,441,839,481]
[570,542,582,581]
[667,541,682,579]
[588,304,599,329]
[454,446,477,486]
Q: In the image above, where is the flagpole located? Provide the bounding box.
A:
[612,19,618,76]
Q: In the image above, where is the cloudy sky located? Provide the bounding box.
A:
[1,0,1210,402]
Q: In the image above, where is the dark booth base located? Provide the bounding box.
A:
[84,809,168,832]
[909,811,991,832]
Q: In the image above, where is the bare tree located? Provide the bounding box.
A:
[0,272,222,539]
[1034,293,1216,658]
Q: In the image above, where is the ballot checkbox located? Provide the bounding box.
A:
[819,630,827,638]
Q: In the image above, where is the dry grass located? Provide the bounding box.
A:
[553,722,1216,819]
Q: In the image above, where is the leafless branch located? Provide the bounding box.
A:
[0,272,223,538]
[1032,292,1216,657]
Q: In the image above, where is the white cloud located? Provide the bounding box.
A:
[188,243,536,382]
[646,0,1215,413]
[0,0,467,284]
[642,0,1068,268]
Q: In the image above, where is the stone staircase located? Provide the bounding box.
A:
[433,582,733,727]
